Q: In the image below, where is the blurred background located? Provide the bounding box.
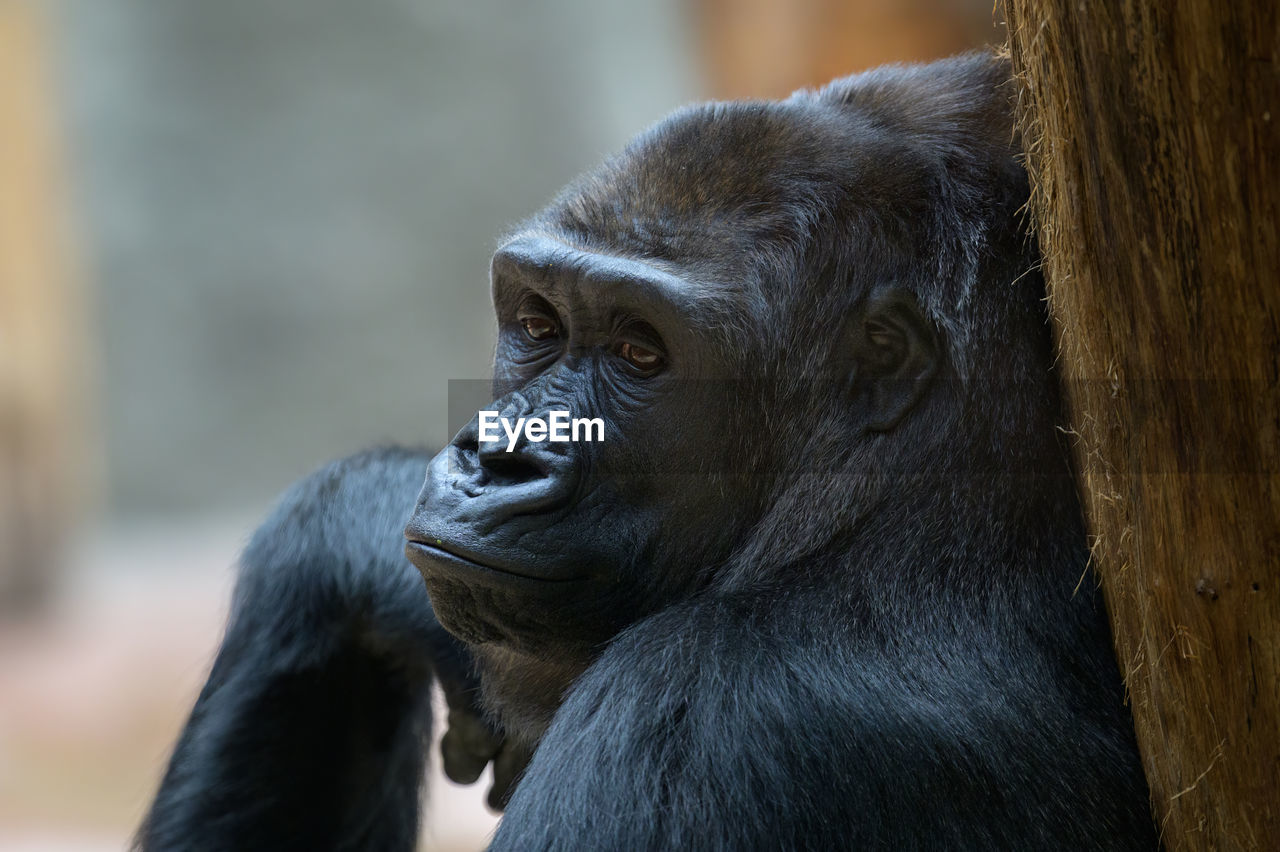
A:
[0,0,1000,848]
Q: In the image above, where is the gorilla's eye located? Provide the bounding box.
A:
[616,341,664,374]
[517,298,560,342]
[522,316,558,341]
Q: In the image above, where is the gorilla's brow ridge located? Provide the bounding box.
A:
[492,232,742,333]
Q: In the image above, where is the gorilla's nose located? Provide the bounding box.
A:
[477,434,552,486]
[448,406,561,487]
[412,411,579,535]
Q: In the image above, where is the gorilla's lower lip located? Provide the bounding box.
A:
[404,540,583,584]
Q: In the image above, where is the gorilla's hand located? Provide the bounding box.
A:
[429,617,533,810]
[438,700,534,810]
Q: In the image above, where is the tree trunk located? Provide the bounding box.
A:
[1005,1,1279,848]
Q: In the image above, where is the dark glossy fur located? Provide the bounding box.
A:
[138,54,1157,850]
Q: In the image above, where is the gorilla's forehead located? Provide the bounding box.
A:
[525,96,933,292]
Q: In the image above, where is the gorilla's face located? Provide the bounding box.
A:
[404,231,767,655]
[405,91,950,660]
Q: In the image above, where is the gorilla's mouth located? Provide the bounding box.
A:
[404,538,583,585]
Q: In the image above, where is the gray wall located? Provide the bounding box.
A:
[55,0,699,517]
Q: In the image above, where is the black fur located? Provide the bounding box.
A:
[139,53,1157,850]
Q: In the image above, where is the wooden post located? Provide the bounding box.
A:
[1006,1,1279,847]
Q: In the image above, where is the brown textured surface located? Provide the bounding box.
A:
[1005,1,1279,848]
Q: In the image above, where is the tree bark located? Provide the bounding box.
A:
[1005,1,1279,848]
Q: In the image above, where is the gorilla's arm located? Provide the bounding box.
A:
[493,593,1154,852]
[136,448,509,851]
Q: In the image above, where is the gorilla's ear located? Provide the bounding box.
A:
[845,288,938,433]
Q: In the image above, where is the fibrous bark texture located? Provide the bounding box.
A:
[1005,2,1279,848]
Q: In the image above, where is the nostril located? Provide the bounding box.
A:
[453,429,479,453]
[480,451,547,485]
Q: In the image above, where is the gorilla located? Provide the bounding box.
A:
[137,53,1157,850]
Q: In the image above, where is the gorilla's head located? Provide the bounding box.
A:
[406,53,1060,734]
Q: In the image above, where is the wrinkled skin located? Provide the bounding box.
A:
[138,53,1158,851]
